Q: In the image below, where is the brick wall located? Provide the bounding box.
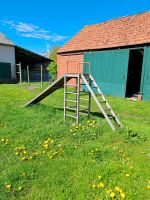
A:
[57,53,84,78]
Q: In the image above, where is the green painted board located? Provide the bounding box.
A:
[0,62,11,81]
[141,47,150,100]
[84,49,129,97]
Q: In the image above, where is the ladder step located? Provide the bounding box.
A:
[99,101,106,103]
[80,105,88,108]
[79,110,88,115]
[66,99,77,103]
[83,73,90,76]
[80,108,88,112]
[66,106,77,111]
[104,108,112,112]
[92,86,98,89]
[65,114,77,119]
[109,115,116,119]
[80,98,89,101]
[66,84,78,87]
[66,92,77,95]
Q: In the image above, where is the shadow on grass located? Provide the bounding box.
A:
[26,104,113,120]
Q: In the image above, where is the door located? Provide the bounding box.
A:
[140,47,150,100]
[0,62,11,81]
[126,49,144,97]
[84,49,130,97]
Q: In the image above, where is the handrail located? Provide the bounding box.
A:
[66,61,90,74]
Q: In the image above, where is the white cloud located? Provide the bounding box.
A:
[2,20,69,42]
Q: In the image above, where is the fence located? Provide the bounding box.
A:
[16,63,51,85]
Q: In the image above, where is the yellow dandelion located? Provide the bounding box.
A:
[29,156,33,160]
[97,175,102,179]
[22,157,26,161]
[107,189,112,194]
[18,186,23,191]
[147,180,150,184]
[115,187,121,192]
[120,192,126,199]
[97,182,105,189]
[125,173,130,177]
[92,184,96,189]
[146,185,150,189]
[5,184,11,190]
[23,151,27,154]
[110,192,116,198]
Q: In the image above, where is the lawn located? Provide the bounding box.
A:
[0,83,150,200]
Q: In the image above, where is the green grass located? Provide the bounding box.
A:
[0,83,150,200]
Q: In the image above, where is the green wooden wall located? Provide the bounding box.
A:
[0,62,11,81]
[140,47,150,100]
[84,49,129,97]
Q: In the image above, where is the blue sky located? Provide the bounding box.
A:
[0,0,150,55]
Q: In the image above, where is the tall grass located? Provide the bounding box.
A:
[0,83,150,200]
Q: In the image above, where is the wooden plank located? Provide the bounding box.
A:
[25,75,72,106]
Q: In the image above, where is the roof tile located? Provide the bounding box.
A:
[58,11,150,53]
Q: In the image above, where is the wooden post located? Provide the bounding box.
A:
[64,75,67,121]
[27,65,30,83]
[76,74,80,124]
[41,65,43,86]
[19,62,22,83]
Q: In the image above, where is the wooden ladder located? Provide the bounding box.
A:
[64,73,122,131]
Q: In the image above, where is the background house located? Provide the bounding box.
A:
[57,11,150,100]
[0,32,51,83]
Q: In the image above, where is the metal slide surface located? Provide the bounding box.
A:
[25,75,71,106]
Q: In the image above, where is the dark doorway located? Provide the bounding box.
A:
[126,49,144,97]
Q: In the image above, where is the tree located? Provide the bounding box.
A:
[47,61,57,80]
[47,45,59,80]
[49,45,59,62]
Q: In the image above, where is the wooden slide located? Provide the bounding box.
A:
[25,75,71,106]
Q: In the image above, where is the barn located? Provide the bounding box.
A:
[57,11,150,100]
[0,32,51,83]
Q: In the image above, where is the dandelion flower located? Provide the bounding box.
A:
[5,184,11,190]
[146,185,150,189]
[18,186,23,191]
[120,192,126,199]
[97,182,105,189]
[29,156,33,160]
[125,173,130,177]
[110,192,116,198]
[92,184,96,189]
[98,175,102,179]
[107,189,112,194]
[115,187,121,192]
[22,157,26,161]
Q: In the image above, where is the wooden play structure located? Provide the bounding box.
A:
[25,61,122,131]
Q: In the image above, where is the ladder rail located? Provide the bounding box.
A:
[81,74,116,131]
[89,74,122,127]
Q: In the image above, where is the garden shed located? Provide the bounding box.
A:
[57,11,150,100]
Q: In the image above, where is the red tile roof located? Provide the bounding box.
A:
[58,11,150,54]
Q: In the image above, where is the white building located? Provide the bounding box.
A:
[0,32,51,83]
